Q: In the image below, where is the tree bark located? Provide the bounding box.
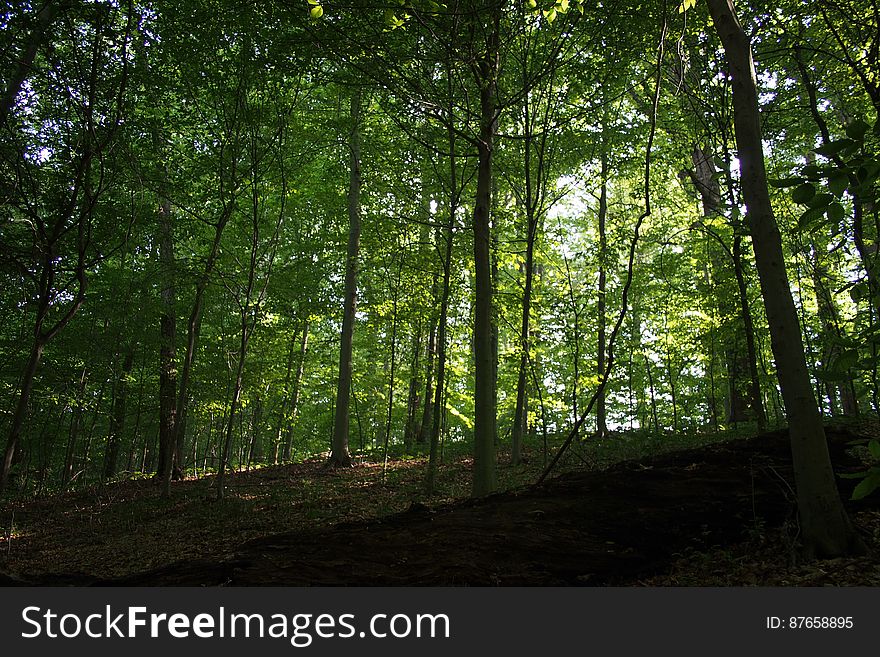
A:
[0,1,66,126]
[706,0,862,557]
[471,7,500,497]
[426,102,460,496]
[330,89,362,468]
[404,323,423,452]
[157,195,177,498]
[280,321,309,462]
[104,344,134,480]
[418,310,437,445]
[596,144,609,438]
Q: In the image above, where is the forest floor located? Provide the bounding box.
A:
[1,421,879,586]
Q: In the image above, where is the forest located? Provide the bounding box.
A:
[1,0,880,586]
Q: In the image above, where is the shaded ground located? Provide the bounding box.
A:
[2,423,879,586]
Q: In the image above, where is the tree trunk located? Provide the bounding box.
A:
[381,267,401,482]
[706,0,862,557]
[404,322,423,452]
[418,310,437,445]
[596,144,609,438]
[104,344,134,480]
[330,90,362,468]
[0,1,65,126]
[0,339,45,491]
[471,10,500,497]
[689,145,764,427]
[732,231,766,429]
[284,321,308,461]
[511,236,535,465]
[426,105,460,496]
[157,195,177,498]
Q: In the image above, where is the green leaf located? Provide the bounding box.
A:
[814,139,853,157]
[816,369,850,382]
[791,183,815,204]
[309,5,323,19]
[806,192,835,209]
[797,206,825,231]
[834,349,859,372]
[851,470,880,500]
[828,171,849,197]
[869,440,880,461]
[845,118,871,141]
[544,7,557,22]
[801,164,823,179]
[826,202,845,223]
[856,162,880,185]
[850,281,869,303]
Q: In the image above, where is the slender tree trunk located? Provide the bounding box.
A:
[0,339,45,491]
[732,232,766,429]
[690,146,764,426]
[471,14,500,497]
[104,344,134,480]
[596,145,609,438]
[274,329,298,463]
[511,236,536,465]
[284,321,308,461]
[644,352,660,434]
[418,308,437,445]
[381,268,401,482]
[706,0,862,557]
[157,195,177,498]
[330,90,362,468]
[404,321,423,451]
[216,344,247,500]
[426,110,459,496]
[0,1,65,126]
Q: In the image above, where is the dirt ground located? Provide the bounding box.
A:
[47,424,876,586]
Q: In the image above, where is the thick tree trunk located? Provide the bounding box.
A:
[706,0,862,557]
[330,90,362,468]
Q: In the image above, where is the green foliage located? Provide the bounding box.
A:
[1,0,879,504]
[840,439,880,500]
[774,117,880,236]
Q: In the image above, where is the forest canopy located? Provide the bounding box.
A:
[1,0,878,560]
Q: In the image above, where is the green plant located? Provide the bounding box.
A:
[840,438,880,500]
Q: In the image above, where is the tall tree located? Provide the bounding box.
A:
[330,89,363,468]
[705,0,863,557]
